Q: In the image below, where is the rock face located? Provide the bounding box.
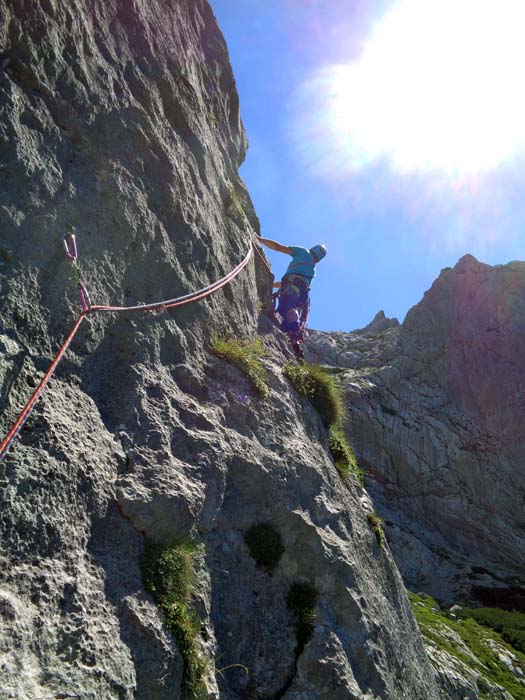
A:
[306,256,525,609]
[0,2,440,699]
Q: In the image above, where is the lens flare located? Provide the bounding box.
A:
[294,0,525,174]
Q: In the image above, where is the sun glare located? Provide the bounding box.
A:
[299,0,525,174]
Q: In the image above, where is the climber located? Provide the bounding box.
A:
[256,235,327,357]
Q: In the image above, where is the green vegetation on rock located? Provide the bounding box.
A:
[224,185,247,219]
[286,582,319,656]
[211,335,269,398]
[328,427,363,483]
[282,361,344,427]
[366,513,385,548]
[141,540,206,700]
[409,592,525,700]
[244,523,284,573]
[283,362,363,484]
[456,607,525,655]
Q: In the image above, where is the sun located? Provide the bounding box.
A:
[301,0,525,174]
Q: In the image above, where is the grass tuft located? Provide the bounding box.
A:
[366,513,385,547]
[328,427,363,483]
[286,582,319,656]
[282,362,344,428]
[140,540,206,700]
[211,335,269,398]
[283,362,363,485]
[244,523,284,573]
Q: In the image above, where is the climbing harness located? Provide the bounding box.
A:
[0,233,254,460]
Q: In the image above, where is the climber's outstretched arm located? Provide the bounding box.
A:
[257,235,292,255]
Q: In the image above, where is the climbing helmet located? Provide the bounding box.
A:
[310,244,327,261]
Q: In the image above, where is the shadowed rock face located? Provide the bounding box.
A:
[0,1,441,699]
[307,255,525,607]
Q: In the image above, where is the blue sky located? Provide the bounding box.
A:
[210,0,525,332]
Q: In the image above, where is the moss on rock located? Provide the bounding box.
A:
[244,523,284,573]
[141,540,206,699]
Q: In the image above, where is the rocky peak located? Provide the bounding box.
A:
[354,309,400,335]
[402,254,525,446]
[454,253,488,272]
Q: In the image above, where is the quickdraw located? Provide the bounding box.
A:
[63,232,91,311]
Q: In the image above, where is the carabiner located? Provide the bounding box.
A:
[63,232,78,261]
[78,284,91,312]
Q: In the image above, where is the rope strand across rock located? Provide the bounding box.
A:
[0,233,255,461]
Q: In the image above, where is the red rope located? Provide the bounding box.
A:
[90,241,252,313]
[0,312,88,460]
[0,240,253,461]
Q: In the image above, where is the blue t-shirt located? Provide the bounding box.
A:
[284,246,316,284]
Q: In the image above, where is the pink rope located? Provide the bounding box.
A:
[0,236,254,460]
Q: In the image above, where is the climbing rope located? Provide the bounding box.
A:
[0,311,89,461]
[0,232,254,460]
[252,239,273,277]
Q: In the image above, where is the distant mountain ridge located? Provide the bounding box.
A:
[307,253,525,609]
